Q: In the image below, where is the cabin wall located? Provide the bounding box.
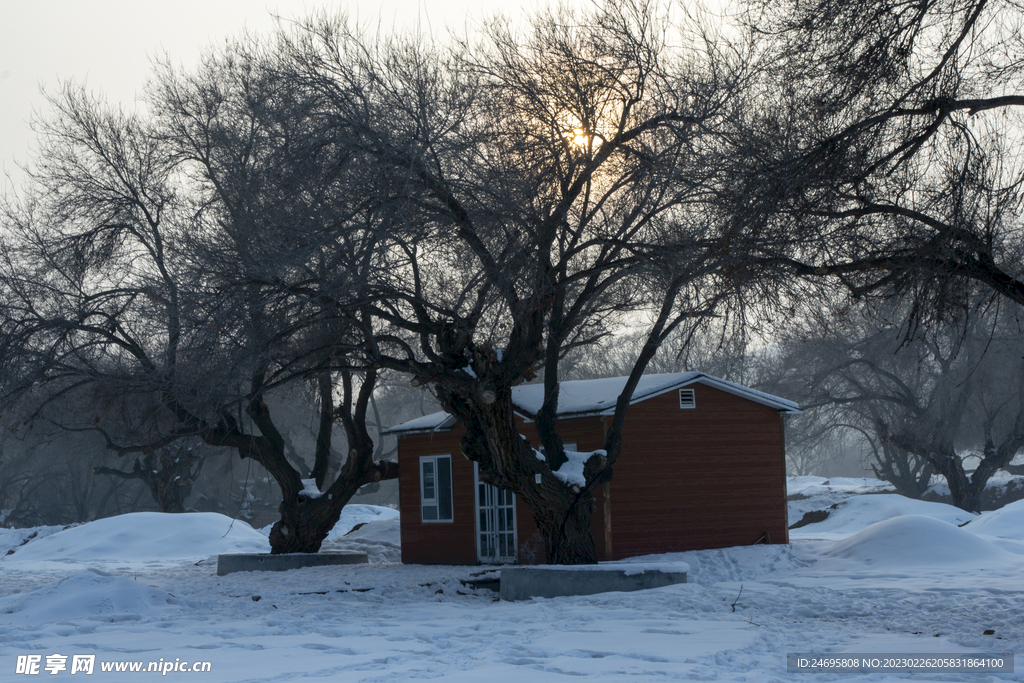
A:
[397,425,478,565]
[609,383,790,559]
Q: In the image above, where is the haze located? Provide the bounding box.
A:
[0,0,523,193]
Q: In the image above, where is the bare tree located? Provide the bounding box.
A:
[0,84,205,517]
[0,416,152,526]
[93,444,203,514]
[271,1,791,563]
[0,68,396,552]
[148,34,409,552]
[772,297,1024,510]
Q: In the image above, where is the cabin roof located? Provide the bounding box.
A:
[384,371,800,435]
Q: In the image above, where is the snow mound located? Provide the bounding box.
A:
[327,504,398,539]
[962,498,1024,540]
[322,517,401,563]
[0,569,176,623]
[618,545,808,585]
[787,477,897,523]
[257,504,399,539]
[793,494,973,537]
[0,524,74,556]
[822,515,1013,566]
[3,512,269,563]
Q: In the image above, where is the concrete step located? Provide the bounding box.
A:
[499,563,688,600]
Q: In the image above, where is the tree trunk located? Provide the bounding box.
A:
[266,457,399,554]
[530,490,597,565]
[268,494,348,554]
[443,386,598,565]
[878,423,982,512]
[923,437,1024,514]
[191,372,400,555]
[868,433,933,499]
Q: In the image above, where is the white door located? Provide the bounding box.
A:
[474,463,517,563]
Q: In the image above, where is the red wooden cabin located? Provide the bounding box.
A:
[385,372,799,565]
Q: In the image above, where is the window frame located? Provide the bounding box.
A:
[419,454,454,523]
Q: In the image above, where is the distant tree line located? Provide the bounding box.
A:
[764,298,1024,512]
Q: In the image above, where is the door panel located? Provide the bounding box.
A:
[475,464,517,563]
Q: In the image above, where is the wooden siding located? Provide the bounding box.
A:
[608,383,789,559]
[397,425,478,564]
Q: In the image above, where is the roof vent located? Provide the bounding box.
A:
[679,388,695,409]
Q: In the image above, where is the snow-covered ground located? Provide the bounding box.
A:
[786,476,896,522]
[1,489,1021,681]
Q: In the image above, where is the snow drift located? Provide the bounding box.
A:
[792,493,974,537]
[0,569,176,623]
[822,515,1014,566]
[3,512,269,563]
[961,498,1024,538]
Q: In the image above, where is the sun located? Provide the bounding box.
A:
[570,127,589,148]
[559,114,604,152]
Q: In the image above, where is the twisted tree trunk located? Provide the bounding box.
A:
[267,458,398,554]
[440,385,599,565]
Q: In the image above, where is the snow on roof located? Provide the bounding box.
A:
[511,371,800,418]
[381,411,457,435]
[384,372,800,434]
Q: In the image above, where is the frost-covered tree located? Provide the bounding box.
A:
[0,71,396,552]
[773,297,1024,510]
[731,0,1024,318]
[272,0,796,563]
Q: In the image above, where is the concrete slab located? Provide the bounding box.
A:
[499,562,688,601]
[217,552,368,576]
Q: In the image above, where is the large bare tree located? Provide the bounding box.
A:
[3,1,819,563]
[771,297,1024,511]
[273,1,787,563]
[0,70,396,552]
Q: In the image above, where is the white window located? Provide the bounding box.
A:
[420,454,453,522]
[679,388,696,409]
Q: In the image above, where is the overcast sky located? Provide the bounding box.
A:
[0,0,533,193]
